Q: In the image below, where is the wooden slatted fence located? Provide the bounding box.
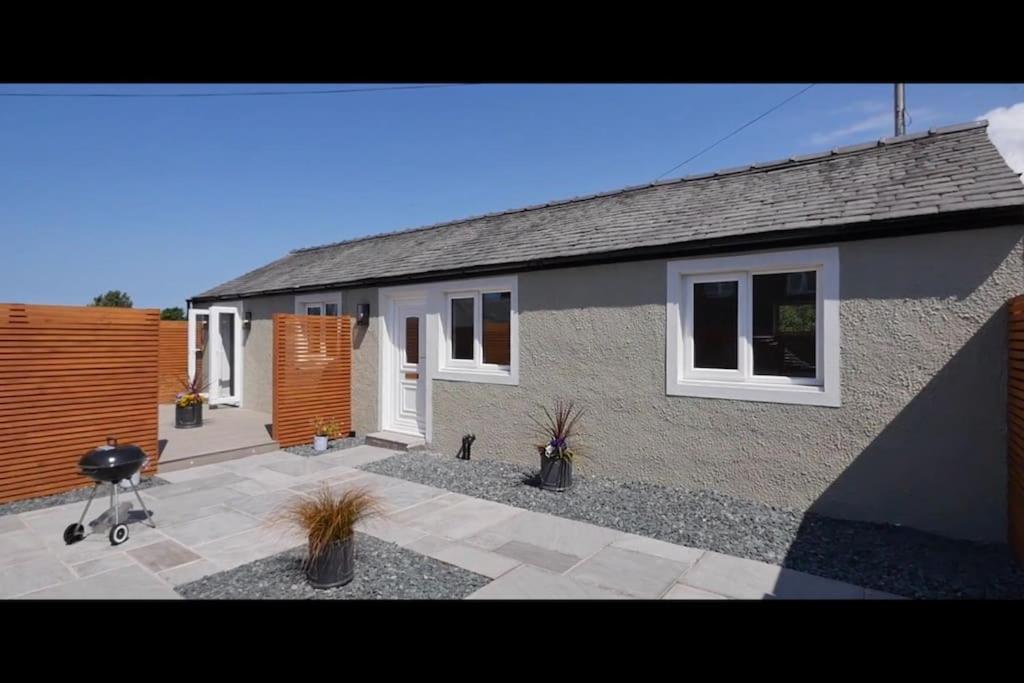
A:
[1009,295,1024,566]
[0,304,160,503]
[158,320,188,403]
[273,314,352,448]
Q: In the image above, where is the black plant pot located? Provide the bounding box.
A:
[539,455,573,492]
[175,403,203,429]
[306,537,355,589]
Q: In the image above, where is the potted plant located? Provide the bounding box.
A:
[313,417,341,452]
[278,485,380,589]
[174,373,208,429]
[530,399,585,492]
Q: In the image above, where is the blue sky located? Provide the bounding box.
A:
[2,83,1022,310]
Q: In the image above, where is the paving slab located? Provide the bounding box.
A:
[192,525,304,572]
[0,515,27,535]
[263,457,344,478]
[310,445,397,468]
[156,463,235,484]
[20,564,181,600]
[426,541,522,579]
[682,551,866,600]
[159,509,260,547]
[486,510,625,558]
[128,539,203,573]
[463,530,512,551]
[373,481,447,511]
[611,534,705,567]
[225,489,305,521]
[494,540,582,573]
[71,553,137,579]
[663,583,728,600]
[0,555,76,598]
[355,516,428,547]
[144,472,247,499]
[158,558,222,587]
[467,565,628,600]
[0,529,55,569]
[406,498,524,540]
[568,546,689,598]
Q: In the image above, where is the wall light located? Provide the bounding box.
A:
[243,311,252,328]
[356,303,370,326]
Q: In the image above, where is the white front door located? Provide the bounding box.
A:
[189,305,243,406]
[390,300,425,436]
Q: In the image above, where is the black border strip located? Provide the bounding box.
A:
[191,205,1024,304]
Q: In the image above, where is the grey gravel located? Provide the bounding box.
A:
[284,436,366,458]
[175,533,490,599]
[359,452,1024,600]
[0,476,168,517]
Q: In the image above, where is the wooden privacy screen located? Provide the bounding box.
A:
[0,304,160,503]
[273,314,352,448]
[1009,295,1024,566]
[158,320,188,403]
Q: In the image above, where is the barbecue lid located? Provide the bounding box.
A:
[78,438,147,470]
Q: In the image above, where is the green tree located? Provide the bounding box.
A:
[160,307,186,321]
[89,290,133,308]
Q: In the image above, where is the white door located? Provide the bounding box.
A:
[390,300,425,436]
[189,306,243,407]
[187,307,209,390]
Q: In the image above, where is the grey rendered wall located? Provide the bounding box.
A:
[431,224,1024,543]
[240,294,293,415]
[342,288,379,436]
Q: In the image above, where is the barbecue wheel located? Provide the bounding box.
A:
[63,523,85,545]
[109,523,129,546]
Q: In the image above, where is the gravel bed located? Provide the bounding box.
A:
[359,452,1024,600]
[175,533,490,599]
[0,476,168,517]
[284,436,366,458]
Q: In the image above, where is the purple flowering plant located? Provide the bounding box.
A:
[530,399,584,463]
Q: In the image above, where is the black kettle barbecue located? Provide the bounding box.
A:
[63,437,156,546]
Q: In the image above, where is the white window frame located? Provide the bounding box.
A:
[666,247,840,407]
[436,275,519,385]
[294,291,342,316]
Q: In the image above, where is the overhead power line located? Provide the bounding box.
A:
[0,83,476,98]
[654,83,817,182]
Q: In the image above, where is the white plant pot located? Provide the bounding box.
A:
[313,435,329,452]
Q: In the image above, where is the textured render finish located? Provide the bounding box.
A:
[239,294,292,414]
[431,225,1024,542]
[342,287,379,436]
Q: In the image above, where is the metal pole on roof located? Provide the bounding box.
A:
[894,84,907,136]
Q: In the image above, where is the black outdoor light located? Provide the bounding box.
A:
[457,434,476,460]
[243,311,252,328]
[356,303,370,326]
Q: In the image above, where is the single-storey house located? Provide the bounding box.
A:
[190,120,1024,544]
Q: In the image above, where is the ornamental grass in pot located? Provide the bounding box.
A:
[278,485,381,589]
[174,373,208,429]
[530,399,585,492]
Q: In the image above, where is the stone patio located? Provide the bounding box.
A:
[0,445,901,600]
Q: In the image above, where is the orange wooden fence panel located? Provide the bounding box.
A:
[1009,295,1024,566]
[273,314,352,448]
[0,303,160,503]
[158,320,188,403]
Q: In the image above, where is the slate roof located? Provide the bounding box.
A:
[195,120,1024,300]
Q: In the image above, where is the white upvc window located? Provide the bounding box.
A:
[436,275,519,385]
[666,247,840,407]
[294,291,342,317]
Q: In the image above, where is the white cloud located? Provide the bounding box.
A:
[980,102,1024,177]
[810,106,941,147]
[810,112,893,146]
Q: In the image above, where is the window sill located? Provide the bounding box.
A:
[436,367,518,386]
[666,378,840,407]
